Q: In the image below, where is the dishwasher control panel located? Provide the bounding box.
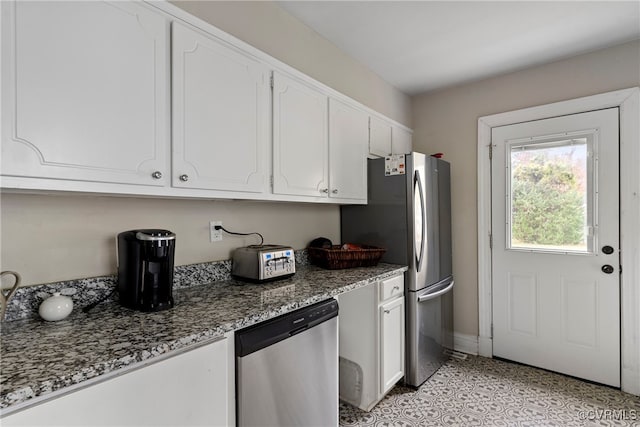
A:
[232,244,295,282]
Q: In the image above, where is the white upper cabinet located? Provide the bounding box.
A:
[369,115,413,157]
[171,22,270,193]
[1,1,410,204]
[369,116,393,157]
[272,74,367,202]
[329,98,368,201]
[1,1,170,186]
[272,71,329,198]
[391,126,413,155]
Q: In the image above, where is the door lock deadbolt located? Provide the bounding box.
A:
[601,264,615,274]
[602,245,614,255]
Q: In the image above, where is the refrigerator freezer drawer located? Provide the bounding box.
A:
[405,278,454,387]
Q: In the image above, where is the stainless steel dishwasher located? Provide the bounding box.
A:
[235,299,339,427]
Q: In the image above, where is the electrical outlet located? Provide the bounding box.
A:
[210,221,222,242]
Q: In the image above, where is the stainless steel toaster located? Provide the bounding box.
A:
[231,245,296,282]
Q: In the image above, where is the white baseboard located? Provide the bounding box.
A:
[622,367,640,396]
[452,333,493,358]
[453,333,479,356]
[478,336,493,357]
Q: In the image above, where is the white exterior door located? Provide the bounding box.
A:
[491,108,620,387]
[171,22,270,193]
[1,1,169,186]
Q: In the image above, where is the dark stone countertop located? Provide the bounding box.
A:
[0,263,406,413]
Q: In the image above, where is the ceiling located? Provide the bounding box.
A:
[277,1,640,95]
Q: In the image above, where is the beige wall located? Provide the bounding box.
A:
[0,193,339,286]
[0,0,411,287]
[169,1,412,127]
[411,40,640,337]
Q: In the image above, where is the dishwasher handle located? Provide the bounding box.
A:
[236,299,338,357]
[418,280,454,303]
[290,324,309,336]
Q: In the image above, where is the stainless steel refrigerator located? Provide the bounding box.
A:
[341,152,453,388]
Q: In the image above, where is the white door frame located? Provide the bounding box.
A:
[477,87,640,395]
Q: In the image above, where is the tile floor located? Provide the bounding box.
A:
[339,355,640,426]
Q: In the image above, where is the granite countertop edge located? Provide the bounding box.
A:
[1,265,407,414]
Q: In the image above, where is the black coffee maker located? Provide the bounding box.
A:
[117,229,176,312]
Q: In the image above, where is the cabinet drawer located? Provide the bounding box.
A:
[379,274,404,302]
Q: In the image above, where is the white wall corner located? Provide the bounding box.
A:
[619,87,640,397]
[453,333,479,356]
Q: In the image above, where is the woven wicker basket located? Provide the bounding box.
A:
[307,245,386,270]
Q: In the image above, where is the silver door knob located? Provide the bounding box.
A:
[151,171,162,179]
[179,174,189,182]
[331,189,338,194]
[320,188,329,193]
[384,309,391,314]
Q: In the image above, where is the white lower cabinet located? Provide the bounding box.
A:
[2,337,232,427]
[338,273,405,411]
[380,296,405,394]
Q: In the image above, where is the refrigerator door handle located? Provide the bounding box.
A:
[414,170,426,272]
[417,280,455,303]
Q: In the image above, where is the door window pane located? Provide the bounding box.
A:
[508,137,592,253]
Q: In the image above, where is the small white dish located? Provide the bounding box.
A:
[39,293,73,321]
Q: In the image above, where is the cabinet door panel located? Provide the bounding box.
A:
[369,116,392,157]
[328,99,368,201]
[1,1,169,186]
[380,297,405,395]
[2,339,229,426]
[172,23,269,193]
[392,127,413,155]
[273,72,328,197]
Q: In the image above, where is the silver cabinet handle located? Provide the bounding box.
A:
[384,309,390,314]
[151,171,162,179]
[320,188,329,193]
[179,174,189,182]
[393,285,400,291]
[331,189,338,194]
